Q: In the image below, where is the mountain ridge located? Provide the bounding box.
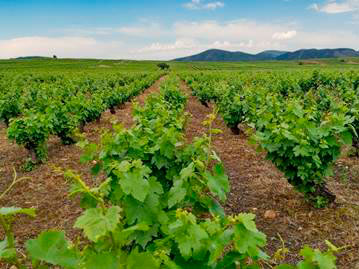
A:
[173,48,359,62]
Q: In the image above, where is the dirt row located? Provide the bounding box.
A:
[179,81,359,268]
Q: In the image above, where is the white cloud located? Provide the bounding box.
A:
[173,20,294,45]
[272,30,297,40]
[310,0,359,14]
[0,36,123,59]
[183,0,224,10]
[137,39,198,52]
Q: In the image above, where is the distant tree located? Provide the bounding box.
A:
[53,55,57,59]
[157,63,170,70]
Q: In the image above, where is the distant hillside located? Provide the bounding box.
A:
[173,48,359,62]
[13,56,51,60]
[174,49,287,62]
[277,48,359,60]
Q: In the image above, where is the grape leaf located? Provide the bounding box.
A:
[205,163,229,202]
[127,249,159,269]
[168,180,187,208]
[74,206,121,242]
[26,231,79,268]
[84,252,120,269]
[118,163,151,202]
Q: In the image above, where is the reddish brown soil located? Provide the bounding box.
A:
[180,80,359,268]
[0,76,166,268]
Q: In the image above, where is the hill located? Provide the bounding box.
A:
[277,48,359,60]
[13,56,51,60]
[174,49,287,62]
[173,48,359,62]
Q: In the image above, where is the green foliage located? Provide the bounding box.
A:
[2,71,163,164]
[157,63,170,70]
[0,73,342,268]
[26,231,79,268]
[182,70,359,207]
[0,90,21,126]
[255,99,353,207]
[7,112,50,163]
[47,101,78,145]
[74,206,122,242]
[0,204,36,268]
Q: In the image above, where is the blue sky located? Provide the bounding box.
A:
[0,0,359,59]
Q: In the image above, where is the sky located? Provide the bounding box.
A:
[0,0,359,60]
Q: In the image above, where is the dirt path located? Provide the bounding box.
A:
[0,76,166,254]
[105,75,167,129]
[180,80,359,267]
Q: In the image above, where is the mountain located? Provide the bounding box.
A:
[13,56,51,60]
[173,48,359,62]
[174,49,287,62]
[255,50,288,60]
[277,48,359,60]
[174,49,256,62]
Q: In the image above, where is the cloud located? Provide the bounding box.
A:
[137,39,198,52]
[0,36,123,59]
[183,0,224,10]
[272,30,297,40]
[309,0,359,14]
[173,20,295,44]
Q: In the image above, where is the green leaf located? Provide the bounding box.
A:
[127,249,159,269]
[180,162,195,180]
[340,130,352,145]
[0,239,16,260]
[233,224,267,257]
[169,213,209,260]
[314,251,336,269]
[297,261,316,269]
[84,252,120,269]
[237,213,258,232]
[300,246,315,259]
[205,163,229,202]
[74,206,121,242]
[26,231,79,268]
[118,162,151,202]
[0,207,36,217]
[168,180,187,208]
[208,229,234,265]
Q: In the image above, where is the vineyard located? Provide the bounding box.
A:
[0,60,359,268]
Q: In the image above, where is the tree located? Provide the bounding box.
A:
[53,55,57,59]
[157,63,170,70]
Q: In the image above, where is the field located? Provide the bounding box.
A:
[1,58,359,268]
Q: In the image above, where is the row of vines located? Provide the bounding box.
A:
[0,72,163,166]
[182,70,359,208]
